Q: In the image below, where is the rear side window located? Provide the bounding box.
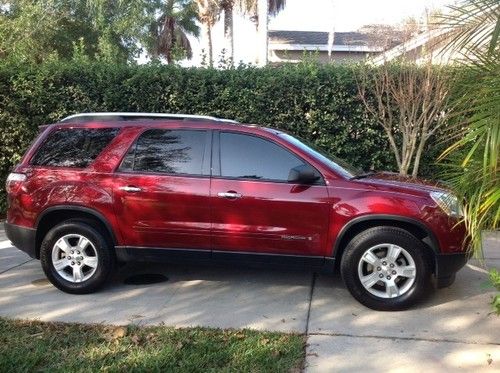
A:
[31,128,119,168]
[219,132,306,181]
[120,129,207,175]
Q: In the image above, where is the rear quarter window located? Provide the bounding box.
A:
[31,128,119,168]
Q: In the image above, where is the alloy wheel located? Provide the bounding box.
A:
[51,234,99,283]
[357,243,416,299]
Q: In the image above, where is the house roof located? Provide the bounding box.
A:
[269,31,372,46]
[268,30,384,52]
[370,28,450,65]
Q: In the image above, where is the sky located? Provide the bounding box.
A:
[182,0,455,66]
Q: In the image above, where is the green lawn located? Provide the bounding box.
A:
[0,318,305,372]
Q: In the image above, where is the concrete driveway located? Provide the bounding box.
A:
[0,227,498,372]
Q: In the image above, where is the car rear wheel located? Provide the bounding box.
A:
[341,226,431,311]
[40,220,114,294]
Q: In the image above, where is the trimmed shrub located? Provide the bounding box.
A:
[0,61,446,213]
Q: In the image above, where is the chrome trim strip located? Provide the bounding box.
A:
[60,112,239,123]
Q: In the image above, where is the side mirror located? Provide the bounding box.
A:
[288,164,320,184]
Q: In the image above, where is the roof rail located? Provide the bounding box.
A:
[59,112,239,124]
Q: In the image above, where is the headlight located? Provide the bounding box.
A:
[430,191,463,218]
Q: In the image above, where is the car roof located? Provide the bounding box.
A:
[52,112,283,136]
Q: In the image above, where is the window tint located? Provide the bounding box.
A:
[31,128,119,168]
[121,129,207,175]
[280,133,361,178]
[220,132,306,181]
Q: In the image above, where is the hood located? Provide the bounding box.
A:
[352,172,449,196]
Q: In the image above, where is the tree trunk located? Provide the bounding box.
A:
[201,22,213,67]
[165,49,172,64]
[401,134,413,176]
[208,24,213,67]
[256,0,268,66]
[165,18,174,64]
[224,4,234,62]
[412,133,429,178]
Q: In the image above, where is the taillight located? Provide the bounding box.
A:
[6,172,27,194]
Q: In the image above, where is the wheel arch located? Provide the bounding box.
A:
[332,215,439,273]
[35,205,117,259]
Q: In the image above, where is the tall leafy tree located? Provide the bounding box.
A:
[0,0,101,62]
[0,0,145,63]
[0,0,200,64]
[84,0,152,62]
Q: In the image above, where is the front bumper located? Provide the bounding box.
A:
[435,251,471,288]
[4,222,37,259]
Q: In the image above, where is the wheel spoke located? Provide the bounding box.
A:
[361,251,379,265]
[72,266,84,282]
[83,256,98,268]
[53,259,69,271]
[361,272,379,289]
[399,265,416,278]
[386,281,400,298]
[56,237,71,253]
[77,236,90,252]
[386,245,402,262]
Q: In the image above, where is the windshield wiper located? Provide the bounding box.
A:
[350,171,376,180]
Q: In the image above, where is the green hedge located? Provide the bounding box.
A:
[0,61,444,213]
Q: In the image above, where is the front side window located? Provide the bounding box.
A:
[120,129,207,175]
[31,128,119,168]
[219,132,307,182]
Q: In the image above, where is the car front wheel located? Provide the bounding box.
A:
[341,226,431,311]
[40,220,114,294]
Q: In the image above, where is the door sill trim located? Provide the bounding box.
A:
[115,246,332,270]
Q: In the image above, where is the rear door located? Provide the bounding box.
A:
[113,128,212,251]
[210,131,331,257]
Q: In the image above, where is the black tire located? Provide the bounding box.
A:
[40,220,115,294]
[340,226,432,311]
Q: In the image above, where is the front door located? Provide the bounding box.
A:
[211,131,330,257]
[113,128,212,250]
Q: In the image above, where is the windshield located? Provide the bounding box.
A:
[280,133,363,179]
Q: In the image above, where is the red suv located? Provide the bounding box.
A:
[5,113,469,310]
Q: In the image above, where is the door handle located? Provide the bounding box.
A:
[119,186,142,193]
[217,191,242,199]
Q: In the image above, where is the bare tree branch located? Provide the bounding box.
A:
[356,59,451,177]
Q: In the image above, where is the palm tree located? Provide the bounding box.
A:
[219,0,235,62]
[239,0,286,65]
[147,0,200,64]
[196,0,219,67]
[438,0,500,253]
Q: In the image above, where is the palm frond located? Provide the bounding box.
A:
[438,0,500,55]
[438,0,500,254]
[174,29,193,58]
[144,0,199,63]
[237,0,285,20]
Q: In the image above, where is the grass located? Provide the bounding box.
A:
[0,318,305,372]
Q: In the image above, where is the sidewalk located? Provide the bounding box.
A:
[0,227,498,372]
